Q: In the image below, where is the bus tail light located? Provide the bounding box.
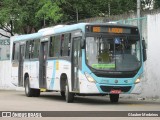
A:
[85,72,96,83]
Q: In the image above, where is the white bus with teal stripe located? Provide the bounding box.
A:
[11,23,146,103]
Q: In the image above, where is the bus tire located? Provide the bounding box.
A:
[110,94,119,103]
[65,82,74,103]
[25,77,33,97]
[25,77,40,97]
[33,89,40,97]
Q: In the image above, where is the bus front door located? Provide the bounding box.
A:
[72,37,81,92]
[18,44,25,86]
[39,41,48,88]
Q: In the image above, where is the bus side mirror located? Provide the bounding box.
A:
[142,39,147,62]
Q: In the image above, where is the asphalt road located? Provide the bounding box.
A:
[0,90,160,120]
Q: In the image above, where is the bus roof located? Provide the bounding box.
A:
[12,23,88,42]
[13,32,42,42]
[12,23,138,42]
[42,23,88,36]
[42,23,138,36]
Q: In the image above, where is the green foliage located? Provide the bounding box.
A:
[36,0,63,25]
[154,0,160,9]
[0,0,63,37]
[53,0,137,23]
[0,0,156,38]
[110,0,137,15]
[0,0,38,36]
[0,0,21,36]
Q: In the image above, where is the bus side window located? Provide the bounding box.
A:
[12,42,19,61]
[49,35,61,57]
[30,40,34,59]
[60,34,64,56]
[33,40,40,58]
[25,41,30,59]
[61,33,71,56]
[49,37,54,57]
[12,43,16,60]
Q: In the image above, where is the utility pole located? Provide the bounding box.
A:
[76,8,79,23]
[10,16,14,36]
[43,15,46,27]
[137,0,141,29]
[108,0,111,17]
[10,20,13,36]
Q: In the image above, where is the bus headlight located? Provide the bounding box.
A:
[135,78,141,84]
[85,72,96,83]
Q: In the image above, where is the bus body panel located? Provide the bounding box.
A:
[46,60,55,90]
[79,49,143,94]
[11,65,18,86]
[30,61,39,89]
[10,36,18,86]
[23,61,39,89]
[46,60,71,91]
[79,70,100,93]
[130,82,142,94]
[10,23,145,102]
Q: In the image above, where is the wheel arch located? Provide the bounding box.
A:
[24,73,29,85]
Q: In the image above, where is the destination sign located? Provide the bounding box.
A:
[92,26,132,34]
[83,24,140,35]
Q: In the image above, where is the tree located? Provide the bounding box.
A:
[141,0,154,10]
[0,0,155,38]
[55,0,101,23]
[55,0,137,22]
[0,0,20,38]
[36,0,63,26]
[154,0,160,9]
[0,0,39,37]
[0,0,63,38]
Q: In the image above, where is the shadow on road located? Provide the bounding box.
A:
[17,91,160,105]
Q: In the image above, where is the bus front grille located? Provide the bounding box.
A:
[100,86,132,93]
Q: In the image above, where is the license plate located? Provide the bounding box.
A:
[110,89,121,94]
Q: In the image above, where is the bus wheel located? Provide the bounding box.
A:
[25,77,33,97]
[33,89,40,97]
[25,77,40,97]
[110,94,119,103]
[65,82,74,103]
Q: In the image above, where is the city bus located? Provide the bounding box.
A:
[11,23,146,103]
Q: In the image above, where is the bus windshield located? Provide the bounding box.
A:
[86,35,141,71]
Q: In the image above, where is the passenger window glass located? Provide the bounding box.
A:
[49,35,60,57]
[25,41,32,59]
[32,40,40,58]
[12,42,19,60]
[62,33,71,56]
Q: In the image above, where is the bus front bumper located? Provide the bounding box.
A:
[130,82,142,94]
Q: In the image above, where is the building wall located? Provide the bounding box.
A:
[141,13,160,99]
[0,43,10,60]
[0,28,10,60]
[0,60,16,89]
